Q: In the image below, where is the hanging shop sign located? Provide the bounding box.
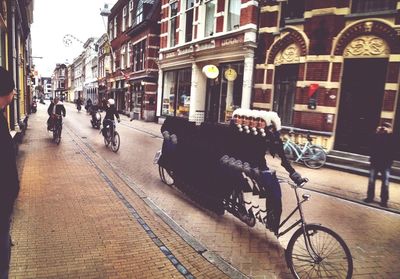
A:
[224,68,237,81]
[202,64,219,79]
[308,83,319,97]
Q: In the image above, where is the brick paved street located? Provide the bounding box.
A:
[9,102,400,278]
[9,107,231,279]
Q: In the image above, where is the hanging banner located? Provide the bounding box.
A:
[308,83,319,97]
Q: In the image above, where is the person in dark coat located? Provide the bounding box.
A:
[364,122,395,207]
[47,97,66,130]
[102,98,120,138]
[0,66,20,279]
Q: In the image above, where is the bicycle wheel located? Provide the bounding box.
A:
[158,165,174,186]
[286,224,353,279]
[303,146,326,169]
[111,131,120,152]
[284,144,294,160]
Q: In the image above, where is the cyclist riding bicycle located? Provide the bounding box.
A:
[102,98,120,138]
[47,97,66,131]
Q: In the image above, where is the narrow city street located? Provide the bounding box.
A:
[10,102,400,279]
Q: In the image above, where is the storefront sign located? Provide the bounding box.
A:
[224,68,237,81]
[221,37,243,47]
[202,65,219,79]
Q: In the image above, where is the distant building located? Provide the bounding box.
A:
[41,77,52,99]
[52,64,68,100]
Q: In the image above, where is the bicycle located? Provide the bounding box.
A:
[52,114,63,145]
[275,178,353,278]
[102,119,120,152]
[283,131,326,169]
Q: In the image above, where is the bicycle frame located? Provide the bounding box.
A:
[276,181,321,262]
[284,140,311,162]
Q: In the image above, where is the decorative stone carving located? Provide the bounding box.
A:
[274,43,300,65]
[344,35,390,57]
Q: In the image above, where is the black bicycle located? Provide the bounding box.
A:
[103,120,120,152]
[52,114,63,145]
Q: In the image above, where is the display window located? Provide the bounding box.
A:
[162,68,192,118]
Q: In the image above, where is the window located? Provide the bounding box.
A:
[162,68,192,117]
[132,40,145,71]
[169,2,178,47]
[127,43,131,68]
[113,17,117,37]
[351,0,396,13]
[109,22,113,39]
[282,0,305,20]
[185,0,195,42]
[135,0,144,25]
[121,45,126,69]
[122,6,127,31]
[204,0,215,37]
[129,0,133,26]
[227,0,240,31]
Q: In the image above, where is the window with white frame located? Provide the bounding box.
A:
[127,43,132,68]
[227,0,240,31]
[169,2,178,47]
[129,0,134,27]
[135,0,144,25]
[109,22,113,39]
[113,17,117,37]
[121,45,126,69]
[185,0,195,42]
[204,0,215,37]
[122,6,127,31]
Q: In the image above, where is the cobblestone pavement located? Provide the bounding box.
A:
[10,102,400,278]
[9,107,231,279]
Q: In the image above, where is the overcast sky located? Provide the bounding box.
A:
[31,0,117,77]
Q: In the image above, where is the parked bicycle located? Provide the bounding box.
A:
[283,131,326,169]
[102,119,120,152]
[52,114,63,145]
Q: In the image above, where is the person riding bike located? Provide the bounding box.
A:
[47,97,66,130]
[102,98,120,138]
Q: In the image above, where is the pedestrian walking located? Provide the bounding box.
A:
[0,66,20,279]
[364,122,395,207]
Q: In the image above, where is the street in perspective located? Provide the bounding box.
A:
[1,0,400,278]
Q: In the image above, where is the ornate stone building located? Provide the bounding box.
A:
[254,0,400,159]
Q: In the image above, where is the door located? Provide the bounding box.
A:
[273,64,299,126]
[335,58,387,155]
[205,78,221,122]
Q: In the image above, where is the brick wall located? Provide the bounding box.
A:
[306,62,330,81]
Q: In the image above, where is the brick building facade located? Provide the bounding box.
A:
[107,0,160,121]
[255,0,400,158]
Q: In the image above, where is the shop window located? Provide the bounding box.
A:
[351,0,396,13]
[169,2,178,47]
[282,0,305,20]
[185,0,195,42]
[227,0,240,31]
[204,0,215,37]
[162,68,192,118]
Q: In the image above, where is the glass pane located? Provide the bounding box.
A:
[185,9,193,42]
[176,69,192,118]
[227,0,240,31]
[162,71,177,116]
[205,1,215,36]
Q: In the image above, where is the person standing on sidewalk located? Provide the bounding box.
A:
[0,66,20,279]
[364,122,395,207]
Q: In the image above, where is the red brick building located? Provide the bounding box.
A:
[255,0,400,158]
[106,0,160,121]
[157,0,259,124]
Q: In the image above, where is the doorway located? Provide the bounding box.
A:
[273,64,299,126]
[335,58,388,155]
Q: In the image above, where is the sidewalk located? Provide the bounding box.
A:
[10,110,231,278]
[118,113,400,213]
